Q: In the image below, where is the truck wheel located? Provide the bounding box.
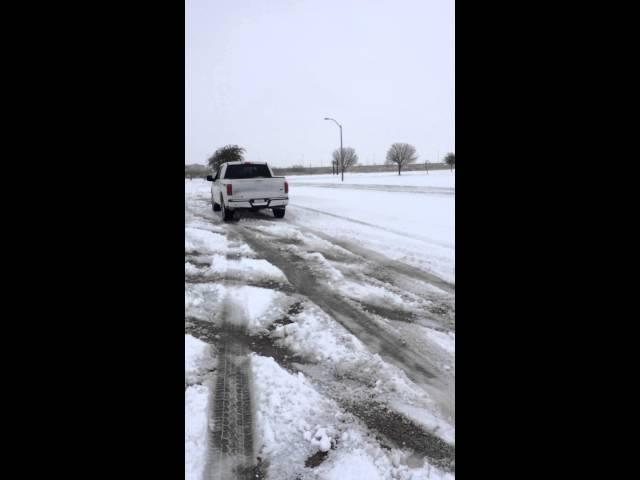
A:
[221,197,234,221]
[273,208,285,219]
[213,200,221,211]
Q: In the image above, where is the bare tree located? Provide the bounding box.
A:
[444,152,455,171]
[385,143,418,175]
[332,147,359,175]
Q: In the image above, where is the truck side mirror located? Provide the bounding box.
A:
[206,175,214,181]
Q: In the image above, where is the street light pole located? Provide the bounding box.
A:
[324,117,344,182]
[339,124,343,182]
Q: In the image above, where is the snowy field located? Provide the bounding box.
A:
[185,171,455,479]
[289,169,455,189]
[287,170,454,283]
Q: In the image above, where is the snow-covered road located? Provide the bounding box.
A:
[185,171,455,480]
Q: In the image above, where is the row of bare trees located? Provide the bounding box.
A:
[331,143,455,177]
[205,144,455,178]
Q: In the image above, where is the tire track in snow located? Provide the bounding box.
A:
[186,206,263,480]
[240,221,454,326]
[205,323,256,480]
[199,300,264,480]
[274,211,455,295]
[233,223,454,416]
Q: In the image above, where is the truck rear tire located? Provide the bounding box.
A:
[273,208,285,219]
[212,198,221,211]
[221,197,234,221]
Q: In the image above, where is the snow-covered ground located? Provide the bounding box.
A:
[289,169,455,189]
[185,172,455,479]
[252,354,453,480]
[185,334,215,479]
[287,170,455,283]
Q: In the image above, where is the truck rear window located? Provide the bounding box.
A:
[224,164,272,179]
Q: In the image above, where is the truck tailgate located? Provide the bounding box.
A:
[227,178,286,199]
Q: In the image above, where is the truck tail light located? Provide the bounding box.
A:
[226,184,233,196]
[284,181,289,194]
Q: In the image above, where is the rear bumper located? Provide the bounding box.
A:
[227,197,288,209]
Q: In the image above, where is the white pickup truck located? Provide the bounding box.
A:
[206,161,289,221]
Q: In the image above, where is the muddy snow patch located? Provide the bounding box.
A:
[250,223,355,257]
[251,355,454,480]
[185,261,211,277]
[271,302,455,445]
[389,401,455,446]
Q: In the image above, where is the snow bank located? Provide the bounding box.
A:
[185,334,216,386]
[341,278,427,315]
[315,425,455,480]
[318,450,381,480]
[185,282,226,321]
[251,354,340,479]
[185,225,254,258]
[271,306,364,364]
[301,252,345,282]
[210,254,288,283]
[185,261,209,277]
[223,286,293,332]
[246,223,307,243]
[422,328,455,355]
[185,384,209,480]
[186,282,293,332]
[185,227,228,253]
[185,219,225,234]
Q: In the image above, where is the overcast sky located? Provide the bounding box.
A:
[186,0,454,168]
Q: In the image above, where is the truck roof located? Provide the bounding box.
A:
[223,161,268,166]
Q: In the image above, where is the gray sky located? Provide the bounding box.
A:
[186,0,454,168]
